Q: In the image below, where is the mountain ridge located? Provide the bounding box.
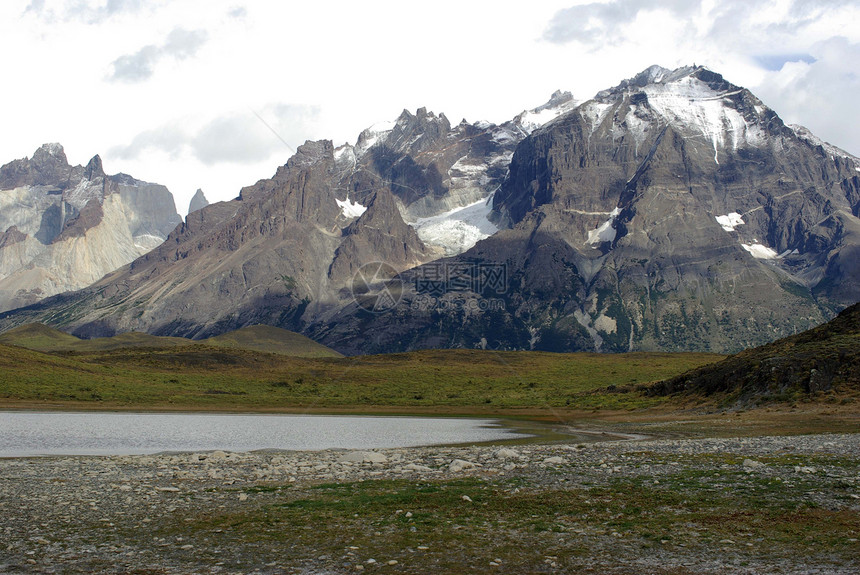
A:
[0,65,857,356]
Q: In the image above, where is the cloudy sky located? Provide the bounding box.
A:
[2,0,858,214]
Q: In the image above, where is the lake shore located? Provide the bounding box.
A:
[2,432,858,574]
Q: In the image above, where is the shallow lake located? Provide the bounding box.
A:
[0,412,530,457]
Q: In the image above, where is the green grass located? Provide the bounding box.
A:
[202,324,343,358]
[0,322,83,351]
[0,342,721,411]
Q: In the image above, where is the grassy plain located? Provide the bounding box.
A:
[0,342,721,412]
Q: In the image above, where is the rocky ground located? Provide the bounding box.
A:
[1,433,858,574]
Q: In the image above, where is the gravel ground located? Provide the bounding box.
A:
[1,432,858,574]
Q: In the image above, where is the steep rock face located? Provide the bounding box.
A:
[328,188,429,287]
[188,189,209,214]
[309,66,860,355]
[0,144,181,312]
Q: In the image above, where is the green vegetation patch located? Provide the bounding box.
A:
[0,343,721,411]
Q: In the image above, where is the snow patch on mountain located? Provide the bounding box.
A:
[64,178,102,211]
[586,208,621,246]
[336,197,367,219]
[448,156,492,187]
[742,242,779,259]
[716,212,745,232]
[517,102,578,133]
[410,194,499,256]
[355,120,396,156]
[42,143,64,156]
[581,102,613,134]
[643,76,765,163]
[621,109,651,154]
[507,90,581,137]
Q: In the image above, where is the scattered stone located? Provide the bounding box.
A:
[1,431,857,573]
[339,451,388,464]
[449,459,479,473]
[494,448,520,460]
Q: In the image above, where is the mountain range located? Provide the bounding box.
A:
[0,65,857,355]
[0,144,181,312]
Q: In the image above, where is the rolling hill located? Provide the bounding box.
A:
[649,301,860,405]
[0,323,341,358]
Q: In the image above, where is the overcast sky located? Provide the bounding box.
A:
[2,0,858,214]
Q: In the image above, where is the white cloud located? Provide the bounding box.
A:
[754,37,860,153]
[543,0,698,45]
[191,105,319,165]
[110,104,318,166]
[24,0,154,23]
[108,27,208,83]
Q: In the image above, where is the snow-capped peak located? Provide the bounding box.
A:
[40,143,64,156]
[583,65,767,164]
[641,73,765,162]
[510,90,580,136]
[354,120,397,155]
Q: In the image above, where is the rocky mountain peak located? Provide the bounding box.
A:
[31,143,71,184]
[188,189,209,214]
[541,90,576,110]
[0,146,182,312]
[286,140,334,169]
[596,65,726,100]
[35,142,67,161]
[511,91,581,135]
[328,187,431,286]
[385,108,452,153]
[0,143,73,190]
[84,154,105,180]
